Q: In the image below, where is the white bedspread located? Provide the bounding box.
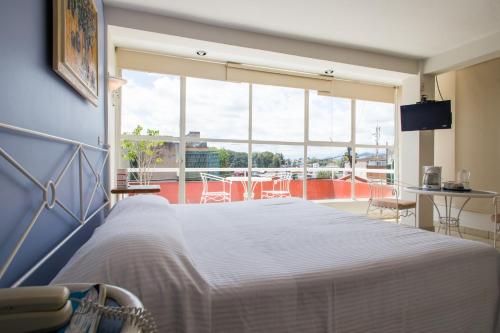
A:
[52,195,500,332]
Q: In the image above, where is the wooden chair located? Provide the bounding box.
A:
[492,196,500,247]
[366,179,416,225]
[200,173,232,203]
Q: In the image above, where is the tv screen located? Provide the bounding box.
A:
[400,100,452,131]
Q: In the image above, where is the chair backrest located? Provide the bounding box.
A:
[200,173,231,194]
[273,172,292,192]
[368,179,395,201]
[200,173,209,194]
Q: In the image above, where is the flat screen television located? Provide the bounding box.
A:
[400,100,452,131]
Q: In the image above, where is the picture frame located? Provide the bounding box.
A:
[53,0,99,106]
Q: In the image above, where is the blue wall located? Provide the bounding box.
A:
[0,0,107,287]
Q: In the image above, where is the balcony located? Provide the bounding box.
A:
[130,169,394,204]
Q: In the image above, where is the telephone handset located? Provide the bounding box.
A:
[0,286,73,332]
[0,284,157,333]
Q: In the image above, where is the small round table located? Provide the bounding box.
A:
[225,176,272,200]
[404,187,497,237]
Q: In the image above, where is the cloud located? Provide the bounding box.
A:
[186,78,249,139]
[121,70,395,158]
[121,71,180,136]
[309,92,351,142]
[356,100,395,145]
[252,84,304,141]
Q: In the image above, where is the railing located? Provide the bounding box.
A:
[128,167,395,176]
[125,167,394,204]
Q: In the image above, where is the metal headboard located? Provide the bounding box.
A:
[0,122,110,287]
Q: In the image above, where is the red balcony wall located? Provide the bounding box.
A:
[148,179,392,203]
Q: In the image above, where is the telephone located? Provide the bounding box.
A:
[0,284,157,333]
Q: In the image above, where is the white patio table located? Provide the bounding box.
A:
[226,176,272,200]
[404,187,497,237]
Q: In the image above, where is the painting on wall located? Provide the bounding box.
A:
[53,0,98,106]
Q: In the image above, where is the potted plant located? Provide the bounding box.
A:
[121,125,163,185]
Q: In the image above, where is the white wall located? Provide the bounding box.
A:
[431,58,500,233]
[399,73,435,229]
[455,58,500,213]
[434,72,456,183]
[399,75,420,190]
[453,58,499,232]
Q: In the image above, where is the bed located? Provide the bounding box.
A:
[52,195,500,332]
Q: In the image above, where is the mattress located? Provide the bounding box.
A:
[52,195,500,332]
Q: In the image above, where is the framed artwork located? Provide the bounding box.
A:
[53,0,99,106]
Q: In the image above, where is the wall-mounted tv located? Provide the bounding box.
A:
[400,100,452,131]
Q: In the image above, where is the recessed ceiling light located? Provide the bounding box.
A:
[196,50,207,56]
[324,69,334,75]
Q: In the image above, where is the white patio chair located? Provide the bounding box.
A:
[200,173,232,203]
[492,196,500,247]
[366,179,416,225]
[262,172,292,199]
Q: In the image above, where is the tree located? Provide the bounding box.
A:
[211,149,291,169]
[316,171,333,179]
[121,125,163,185]
[252,151,275,168]
[228,151,248,167]
[271,153,285,167]
[217,148,230,168]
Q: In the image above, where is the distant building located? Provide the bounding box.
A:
[143,131,221,181]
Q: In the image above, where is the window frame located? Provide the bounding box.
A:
[117,70,398,203]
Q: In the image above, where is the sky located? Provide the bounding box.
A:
[121,70,180,136]
[186,78,248,140]
[121,69,395,160]
[309,92,351,142]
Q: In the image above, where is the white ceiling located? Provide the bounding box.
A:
[104,0,500,59]
[109,26,413,85]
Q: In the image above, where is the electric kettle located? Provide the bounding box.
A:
[422,166,442,190]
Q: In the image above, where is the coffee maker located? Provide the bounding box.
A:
[422,166,442,190]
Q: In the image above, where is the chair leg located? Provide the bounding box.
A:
[396,208,400,224]
[494,224,497,248]
[414,209,417,228]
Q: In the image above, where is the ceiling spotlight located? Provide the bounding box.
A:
[324,69,334,75]
[196,50,207,56]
